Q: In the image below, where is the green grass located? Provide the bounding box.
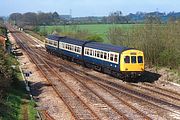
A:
[28,101,37,120]
[39,24,143,43]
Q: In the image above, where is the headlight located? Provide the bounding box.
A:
[125,68,128,71]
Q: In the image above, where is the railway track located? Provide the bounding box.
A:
[41,110,55,120]
[45,59,180,118]
[12,33,100,120]
[128,83,180,104]
[47,60,150,120]
[7,24,180,119]
[37,49,180,114]
[142,82,180,98]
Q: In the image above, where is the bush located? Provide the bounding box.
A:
[86,34,104,42]
[38,30,48,36]
[0,46,13,94]
[107,26,126,45]
[62,29,90,40]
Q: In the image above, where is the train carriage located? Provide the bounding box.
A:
[84,42,144,77]
[58,37,90,61]
[45,35,60,54]
[84,42,128,72]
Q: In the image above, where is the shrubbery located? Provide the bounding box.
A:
[86,34,103,42]
[0,46,13,98]
[107,21,180,69]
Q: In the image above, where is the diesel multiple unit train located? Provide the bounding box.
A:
[45,35,145,78]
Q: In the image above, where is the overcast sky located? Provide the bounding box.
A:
[0,0,179,17]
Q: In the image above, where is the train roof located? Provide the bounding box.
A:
[47,35,134,53]
[60,37,90,46]
[85,42,133,53]
[47,35,64,41]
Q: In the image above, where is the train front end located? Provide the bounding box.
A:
[120,49,145,77]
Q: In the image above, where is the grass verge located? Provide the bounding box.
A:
[0,54,37,120]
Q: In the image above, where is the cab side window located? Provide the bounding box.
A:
[124,56,130,63]
[114,55,118,62]
[138,56,143,63]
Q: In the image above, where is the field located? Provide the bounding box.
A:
[39,24,143,43]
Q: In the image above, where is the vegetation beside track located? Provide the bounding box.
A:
[0,27,37,120]
[0,48,37,120]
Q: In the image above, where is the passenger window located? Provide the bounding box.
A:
[95,51,97,57]
[138,56,143,63]
[100,52,103,58]
[131,56,136,63]
[114,55,118,62]
[85,49,87,54]
[77,47,80,53]
[54,42,57,46]
[71,46,74,51]
[66,44,68,49]
[110,54,114,61]
[124,56,130,63]
[97,51,100,57]
[77,47,79,52]
[49,40,53,45]
[104,53,107,59]
[90,50,93,56]
[87,49,89,55]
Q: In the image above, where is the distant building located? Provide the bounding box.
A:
[59,15,72,20]
[0,35,6,49]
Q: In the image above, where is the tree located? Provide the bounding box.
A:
[37,12,53,25]
[52,12,60,25]
[107,26,126,45]
[145,15,162,24]
[21,12,37,26]
[0,17,4,26]
[108,11,126,24]
[9,13,23,25]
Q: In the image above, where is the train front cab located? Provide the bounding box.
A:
[120,49,144,76]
